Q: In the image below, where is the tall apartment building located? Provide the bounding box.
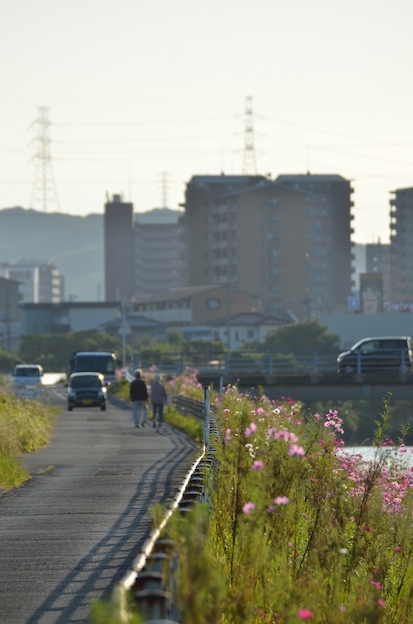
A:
[184,175,268,287]
[184,174,309,319]
[134,209,186,295]
[0,260,64,303]
[184,173,354,319]
[390,187,413,304]
[275,174,354,315]
[104,194,135,301]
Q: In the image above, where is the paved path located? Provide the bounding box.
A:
[0,390,196,624]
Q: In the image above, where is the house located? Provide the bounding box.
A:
[209,311,295,350]
[130,285,261,325]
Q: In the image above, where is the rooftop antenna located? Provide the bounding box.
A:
[30,106,60,212]
[242,95,257,175]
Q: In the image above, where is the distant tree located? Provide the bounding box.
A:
[18,330,121,372]
[264,320,340,352]
[0,348,22,373]
[165,329,185,347]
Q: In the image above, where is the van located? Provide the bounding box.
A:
[13,364,44,387]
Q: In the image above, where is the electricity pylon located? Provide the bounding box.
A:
[242,95,257,175]
[30,106,60,212]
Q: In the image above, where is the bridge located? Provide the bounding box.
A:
[197,371,413,402]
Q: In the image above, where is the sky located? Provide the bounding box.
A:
[1,0,412,244]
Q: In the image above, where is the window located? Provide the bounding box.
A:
[207,298,220,310]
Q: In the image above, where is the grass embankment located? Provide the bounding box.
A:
[111,375,205,444]
[161,390,413,623]
[0,392,58,490]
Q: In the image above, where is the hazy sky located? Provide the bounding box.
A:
[1,0,412,243]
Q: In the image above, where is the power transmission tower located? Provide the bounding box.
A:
[160,171,169,208]
[30,106,60,212]
[242,95,257,175]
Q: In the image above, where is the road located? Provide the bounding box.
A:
[0,385,196,624]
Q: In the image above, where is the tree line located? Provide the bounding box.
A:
[0,321,340,374]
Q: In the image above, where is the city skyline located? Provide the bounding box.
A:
[1,0,412,244]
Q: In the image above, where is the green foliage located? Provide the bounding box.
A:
[0,348,22,374]
[166,388,413,623]
[0,454,30,489]
[265,319,340,352]
[304,398,413,446]
[166,505,226,624]
[89,598,143,624]
[165,408,204,444]
[17,330,121,372]
[0,393,58,489]
[165,328,185,346]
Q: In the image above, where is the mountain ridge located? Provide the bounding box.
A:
[0,207,104,301]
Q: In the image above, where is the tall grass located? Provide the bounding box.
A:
[0,392,58,489]
[165,388,413,623]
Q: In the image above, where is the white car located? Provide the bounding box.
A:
[13,364,44,387]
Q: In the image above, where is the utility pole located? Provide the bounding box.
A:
[242,95,257,175]
[30,106,60,212]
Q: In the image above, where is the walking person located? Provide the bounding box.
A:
[129,369,148,428]
[150,373,168,432]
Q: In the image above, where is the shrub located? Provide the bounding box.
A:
[169,390,413,623]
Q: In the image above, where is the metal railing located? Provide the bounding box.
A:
[130,350,338,376]
[114,389,217,622]
[130,348,412,377]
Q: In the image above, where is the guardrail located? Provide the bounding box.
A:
[173,395,205,419]
[114,390,217,622]
[130,350,339,376]
[129,349,412,378]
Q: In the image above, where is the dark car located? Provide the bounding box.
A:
[337,336,413,373]
[67,372,107,411]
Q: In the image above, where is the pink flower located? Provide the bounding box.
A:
[378,598,385,608]
[224,428,231,444]
[243,502,255,515]
[288,444,305,457]
[252,460,264,471]
[274,496,289,505]
[297,609,313,620]
[370,580,383,590]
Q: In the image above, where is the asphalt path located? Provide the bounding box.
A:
[0,385,196,624]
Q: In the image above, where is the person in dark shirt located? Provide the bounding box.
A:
[150,373,168,432]
[129,369,148,428]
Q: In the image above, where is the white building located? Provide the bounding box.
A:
[0,260,64,303]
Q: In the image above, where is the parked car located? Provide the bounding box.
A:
[337,337,413,373]
[13,364,43,387]
[67,372,107,411]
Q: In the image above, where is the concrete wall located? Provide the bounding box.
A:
[317,312,413,349]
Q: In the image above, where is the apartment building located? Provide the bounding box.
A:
[134,208,186,295]
[184,173,353,319]
[390,187,413,304]
[0,260,64,303]
[104,193,135,301]
[275,174,354,315]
